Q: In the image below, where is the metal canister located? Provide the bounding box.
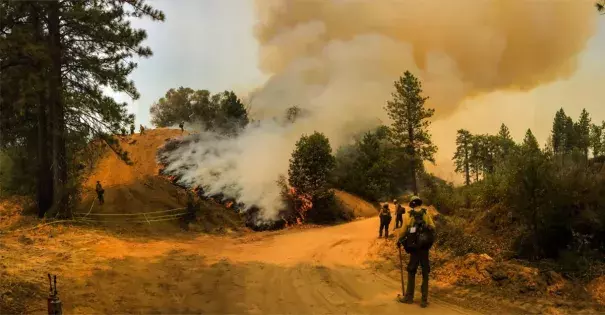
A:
[47,296,62,315]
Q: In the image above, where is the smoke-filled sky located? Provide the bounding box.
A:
[116,0,605,186]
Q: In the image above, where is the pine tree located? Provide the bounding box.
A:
[523,129,541,153]
[1,2,54,214]
[482,135,499,174]
[453,129,472,185]
[575,109,591,159]
[288,132,335,202]
[601,121,605,157]
[564,116,577,153]
[497,123,515,159]
[590,123,603,158]
[551,108,567,154]
[469,135,483,182]
[1,0,165,217]
[385,71,437,194]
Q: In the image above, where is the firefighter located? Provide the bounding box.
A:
[139,124,145,135]
[130,124,135,135]
[95,181,105,205]
[182,192,196,231]
[179,121,185,133]
[397,196,436,308]
[378,203,392,238]
[394,199,405,228]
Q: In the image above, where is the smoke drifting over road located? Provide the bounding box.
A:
[164,1,597,220]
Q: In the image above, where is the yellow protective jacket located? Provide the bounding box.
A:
[397,207,435,240]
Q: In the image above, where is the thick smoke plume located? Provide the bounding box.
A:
[164,0,597,221]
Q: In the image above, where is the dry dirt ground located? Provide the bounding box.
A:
[1,215,483,315]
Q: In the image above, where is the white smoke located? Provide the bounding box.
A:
[160,119,296,221]
[160,0,597,221]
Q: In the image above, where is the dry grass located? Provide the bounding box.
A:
[334,190,378,218]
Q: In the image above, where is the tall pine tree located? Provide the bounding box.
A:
[551,108,567,154]
[590,123,603,158]
[523,129,541,153]
[453,129,472,186]
[385,71,436,195]
[497,123,515,159]
[1,0,165,217]
[469,135,483,183]
[575,109,591,159]
[564,116,577,153]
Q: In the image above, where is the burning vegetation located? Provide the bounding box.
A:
[157,135,289,230]
[155,127,347,231]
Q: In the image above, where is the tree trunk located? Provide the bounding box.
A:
[37,99,53,218]
[48,0,69,217]
[407,104,418,195]
[464,151,470,186]
[31,2,53,218]
[410,163,418,195]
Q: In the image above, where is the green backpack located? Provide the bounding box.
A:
[403,208,434,253]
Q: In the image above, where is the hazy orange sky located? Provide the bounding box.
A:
[113,0,605,183]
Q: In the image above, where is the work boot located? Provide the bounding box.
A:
[406,272,416,303]
[420,273,429,308]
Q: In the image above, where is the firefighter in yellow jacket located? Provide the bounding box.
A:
[397,196,435,308]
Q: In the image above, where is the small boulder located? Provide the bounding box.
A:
[18,235,34,245]
[490,269,508,281]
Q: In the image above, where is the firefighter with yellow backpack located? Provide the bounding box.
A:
[396,196,435,308]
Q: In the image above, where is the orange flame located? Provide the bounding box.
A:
[289,187,312,224]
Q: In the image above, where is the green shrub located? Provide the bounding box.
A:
[418,172,463,214]
[434,215,496,256]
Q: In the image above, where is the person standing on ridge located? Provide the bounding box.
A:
[378,203,392,239]
[397,196,435,308]
[139,124,145,135]
[179,121,184,133]
[394,199,405,228]
[95,181,105,205]
[130,124,135,135]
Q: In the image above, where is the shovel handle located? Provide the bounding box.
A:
[398,246,405,297]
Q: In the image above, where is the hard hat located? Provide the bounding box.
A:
[409,196,423,207]
[393,199,398,203]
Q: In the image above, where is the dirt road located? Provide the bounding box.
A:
[4,216,479,314]
[60,217,476,314]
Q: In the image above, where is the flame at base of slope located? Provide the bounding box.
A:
[287,187,312,224]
